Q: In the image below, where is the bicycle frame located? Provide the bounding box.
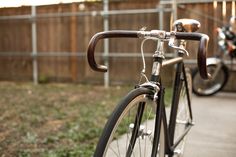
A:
[149,42,193,156]
[87,27,210,156]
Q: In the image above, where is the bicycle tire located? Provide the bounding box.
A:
[94,87,165,157]
[173,68,192,157]
[192,64,228,96]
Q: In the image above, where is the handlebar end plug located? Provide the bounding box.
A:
[96,65,108,73]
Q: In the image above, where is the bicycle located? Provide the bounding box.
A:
[192,27,235,96]
[87,19,210,157]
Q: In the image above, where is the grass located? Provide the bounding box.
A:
[0,82,172,157]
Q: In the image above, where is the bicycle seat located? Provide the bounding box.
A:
[173,19,200,32]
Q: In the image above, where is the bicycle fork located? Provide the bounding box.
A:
[149,40,166,157]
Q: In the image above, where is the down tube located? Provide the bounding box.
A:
[168,60,184,148]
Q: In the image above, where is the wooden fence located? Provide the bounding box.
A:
[0,0,235,87]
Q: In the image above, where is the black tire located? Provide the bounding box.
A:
[192,64,229,96]
[94,87,165,157]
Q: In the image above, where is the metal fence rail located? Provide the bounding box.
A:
[0,0,235,86]
[0,1,173,86]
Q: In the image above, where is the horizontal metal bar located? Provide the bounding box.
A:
[100,8,173,16]
[0,52,84,57]
[177,0,234,4]
[0,8,172,20]
[0,52,30,56]
[0,51,235,65]
[37,52,85,57]
[161,0,233,4]
[0,14,32,20]
[100,52,174,58]
[0,52,174,58]
[162,57,183,67]
[35,11,95,18]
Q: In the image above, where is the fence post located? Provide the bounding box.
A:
[70,3,78,82]
[172,0,177,21]
[31,5,38,85]
[103,0,109,88]
[159,4,164,30]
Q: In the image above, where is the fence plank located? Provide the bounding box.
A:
[0,1,234,85]
[70,3,78,81]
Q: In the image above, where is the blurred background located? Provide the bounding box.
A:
[0,1,236,157]
[0,0,235,89]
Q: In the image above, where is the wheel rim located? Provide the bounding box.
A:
[193,65,225,95]
[103,94,165,157]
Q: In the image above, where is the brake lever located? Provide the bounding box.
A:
[168,34,189,56]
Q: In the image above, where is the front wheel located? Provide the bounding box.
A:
[172,68,192,157]
[94,87,165,157]
[192,64,229,96]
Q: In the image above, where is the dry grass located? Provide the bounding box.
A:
[0,82,131,157]
[0,82,172,157]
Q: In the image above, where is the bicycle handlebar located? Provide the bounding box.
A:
[87,31,139,72]
[87,30,210,79]
[175,32,210,79]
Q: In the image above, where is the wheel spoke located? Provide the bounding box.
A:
[193,65,227,96]
[94,89,166,157]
